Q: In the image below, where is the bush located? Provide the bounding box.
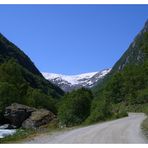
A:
[141,117,148,138]
[85,96,112,124]
[58,88,93,126]
[136,88,148,104]
[115,110,128,119]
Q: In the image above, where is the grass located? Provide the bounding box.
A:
[0,128,36,144]
[141,117,148,139]
[141,105,148,140]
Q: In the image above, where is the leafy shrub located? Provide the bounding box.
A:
[136,88,148,104]
[141,117,148,138]
[85,95,112,124]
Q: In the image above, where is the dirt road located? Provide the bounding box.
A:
[23,113,148,144]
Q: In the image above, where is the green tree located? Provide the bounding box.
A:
[136,88,148,104]
[25,88,56,113]
[58,88,93,126]
[105,72,125,103]
[0,59,25,88]
[0,82,19,113]
[85,91,112,124]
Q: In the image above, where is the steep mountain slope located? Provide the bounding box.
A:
[0,33,41,76]
[93,20,148,93]
[0,33,64,119]
[42,69,111,92]
[111,20,148,73]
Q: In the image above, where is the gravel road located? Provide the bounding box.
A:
[23,113,148,144]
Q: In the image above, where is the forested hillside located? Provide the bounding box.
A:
[88,20,148,124]
[0,33,64,123]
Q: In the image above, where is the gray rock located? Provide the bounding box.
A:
[4,103,36,127]
[0,124,17,129]
[22,109,55,129]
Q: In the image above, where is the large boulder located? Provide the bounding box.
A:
[22,109,55,129]
[4,103,36,127]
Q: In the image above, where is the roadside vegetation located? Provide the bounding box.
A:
[0,129,36,144]
[141,117,148,138]
[57,87,129,126]
[87,61,148,124]
[0,119,59,143]
[58,88,93,127]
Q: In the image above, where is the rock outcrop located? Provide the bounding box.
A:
[4,103,36,127]
[22,109,55,129]
[4,103,55,129]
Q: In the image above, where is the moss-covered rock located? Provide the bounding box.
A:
[22,109,55,129]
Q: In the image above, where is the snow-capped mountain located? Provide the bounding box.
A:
[42,69,111,92]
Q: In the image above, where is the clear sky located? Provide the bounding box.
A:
[0,5,148,75]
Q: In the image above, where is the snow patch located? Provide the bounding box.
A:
[42,69,111,85]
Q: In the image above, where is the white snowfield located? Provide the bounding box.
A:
[23,113,148,144]
[42,69,111,85]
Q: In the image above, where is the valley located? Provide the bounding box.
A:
[0,12,148,144]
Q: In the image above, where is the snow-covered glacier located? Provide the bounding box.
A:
[42,68,111,92]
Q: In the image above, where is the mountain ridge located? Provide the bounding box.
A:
[93,19,148,93]
[42,69,111,92]
[110,19,148,73]
[0,33,42,77]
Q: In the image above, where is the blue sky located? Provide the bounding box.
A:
[0,5,148,75]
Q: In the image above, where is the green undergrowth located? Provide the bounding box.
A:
[112,103,148,114]
[141,106,148,140]
[141,117,148,139]
[0,128,36,144]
